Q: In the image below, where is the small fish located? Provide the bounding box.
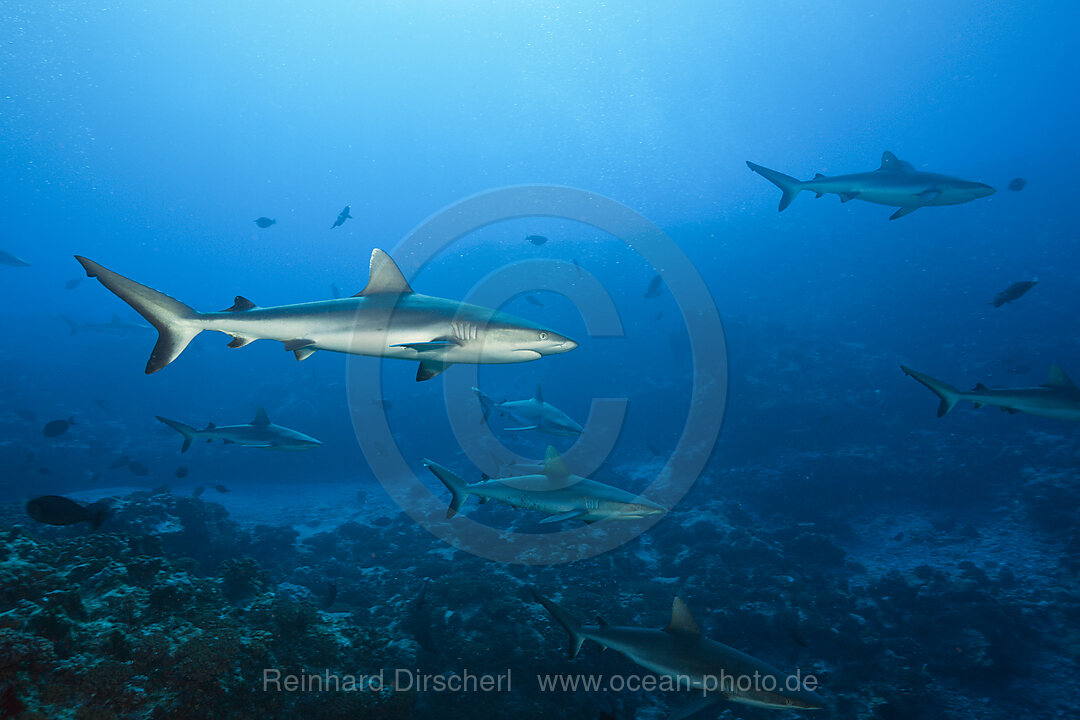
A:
[525,294,544,306]
[213,484,230,493]
[43,417,75,437]
[1007,178,1027,192]
[331,205,353,229]
[644,274,663,298]
[526,234,548,246]
[192,485,205,498]
[254,217,277,228]
[174,466,189,479]
[26,495,108,529]
[15,409,36,422]
[109,456,131,469]
[128,461,149,477]
[991,279,1037,308]
[65,277,85,290]
[0,249,30,267]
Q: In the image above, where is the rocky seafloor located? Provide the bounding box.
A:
[2,452,1078,720]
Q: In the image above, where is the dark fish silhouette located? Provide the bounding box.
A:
[65,277,84,290]
[213,484,230,493]
[1007,178,1027,192]
[174,466,189,478]
[193,485,205,498]
[525,294,544,306]
[43,417,75,437]
[991,279,1037,307]
[128,461,149,477]
[27,495,108,529]
[331,205,353,229]
[526,234,548,246]
[644,274,663,298]
[0,249,30,267]
[401,580,435,653]
[254,217,277,228]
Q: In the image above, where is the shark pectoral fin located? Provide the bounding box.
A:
[504,425,539,432]
[294,347,317,361]
[839,192,860,203]
[226,335,255,349]
[918,189,942,203]
[667,695,718,720]
[417,360,452,382]
[540,510,587,524]
[283,338,316,352]
[889,206,921,220]
[392,339,462,352]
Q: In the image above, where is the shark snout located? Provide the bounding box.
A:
[549,336,578,354]
[976,183,996,198]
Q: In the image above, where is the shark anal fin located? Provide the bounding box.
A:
[223,296,256,312]
[417,360,452,382]
[890,206,921,220]
[839,191,860,203]
[540,510,587,524]
[227,335,255,349]
[294,347,317,361]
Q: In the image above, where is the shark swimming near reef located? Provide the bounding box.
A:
[473,384,583,437]
[747,151,995,220]
[156,407,323,452]
[901,365,1080,421]
[73,249,576,381]
[423,446,666,523]
[531,591,824,718]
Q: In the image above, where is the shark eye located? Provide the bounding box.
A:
[538,331,548,341]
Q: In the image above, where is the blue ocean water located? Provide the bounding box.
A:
[2,2,1080,719]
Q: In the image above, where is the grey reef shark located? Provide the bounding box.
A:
[156,407,322,452]
[473,384,583,437]
[902,364,1080,421]
[531,591,824,718]
[73,249,576,381]
[747,151,994,220]
[423,446,666,524]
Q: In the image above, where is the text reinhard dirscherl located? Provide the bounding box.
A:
[261,668,819,696]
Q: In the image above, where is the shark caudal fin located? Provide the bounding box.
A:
[530,588,586,659]
[422,459,471,518]
[901,366,963,417]
[155,416,200,453]
[747,161,805,211]
[74,257,203,374]
[472,387,496,423]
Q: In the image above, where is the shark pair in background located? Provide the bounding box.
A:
[156,407,322,452]
[747,151,995,220]
[73,248,576,382]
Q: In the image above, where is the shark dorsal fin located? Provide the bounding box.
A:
[206,422,216,430]
[225,296,256,312]
[252,407,271,426]
[535,383,544,403]
[878,151,909,172]
[355,249,413,296]
[974,382,989,392]
[813,173,826,180]
[1047,365,1077,390]
[665,597,700,635]
[596,616,608,628]
[542,445,569,480]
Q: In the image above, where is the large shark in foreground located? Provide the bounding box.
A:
[901,365,1080,420]
[473,384,583,437]
[531,591,824,718]
[423,446,666,523]
[156,407,322,452]
[747,151,994,220]
[74,249,576,381]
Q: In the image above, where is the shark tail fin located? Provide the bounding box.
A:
[530,588,586,659]
[156,415,199,453]
[422,459,470,518]
[59,314,80,335]
[746,161,805,211]
[74,256,203,374]
[472,387,496,423]
[901,365,963,417]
